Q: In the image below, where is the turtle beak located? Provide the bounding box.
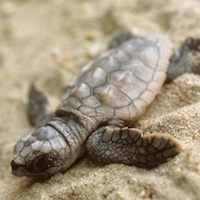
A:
[11,160,29,177]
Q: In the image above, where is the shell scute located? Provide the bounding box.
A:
[95,84,131,107]
[96,105,115,116]
[82,96,101,108]
[85,67,107,88]
[110,70,133,87]
[137,47,159,69]
[130,60,155,82]
[71,83,91,99]
[112,49,130,63]
[61,34,173,122]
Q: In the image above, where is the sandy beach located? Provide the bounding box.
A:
[0,0,200,199]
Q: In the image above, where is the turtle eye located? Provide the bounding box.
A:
[35,155,53,171]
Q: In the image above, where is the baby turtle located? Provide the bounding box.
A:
[11,32,200,178]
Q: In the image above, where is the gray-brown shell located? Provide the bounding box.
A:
[61,35,173,123]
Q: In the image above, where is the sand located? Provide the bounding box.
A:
[0,0,200,199]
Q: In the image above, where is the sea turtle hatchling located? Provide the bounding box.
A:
[11,32,200,178]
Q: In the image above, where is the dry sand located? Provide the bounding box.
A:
[0,0,200,199]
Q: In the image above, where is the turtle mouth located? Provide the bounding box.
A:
[11,160,32,177]
[11,160,50,178]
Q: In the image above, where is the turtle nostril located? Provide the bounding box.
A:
[11,160,19,171]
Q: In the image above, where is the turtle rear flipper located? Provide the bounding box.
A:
[86,127,182,169]
[167,37,200,82]
[28,84,54,128]
[108,30,137,49]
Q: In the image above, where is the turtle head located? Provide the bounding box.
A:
[11,126,67,178]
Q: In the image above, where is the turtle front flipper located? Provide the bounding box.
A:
[86,127,182,169]
[28,84,53,128]
[167,37,200,82]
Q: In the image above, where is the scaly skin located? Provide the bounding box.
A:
[11,33,200,178]
[86,127,181,169]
